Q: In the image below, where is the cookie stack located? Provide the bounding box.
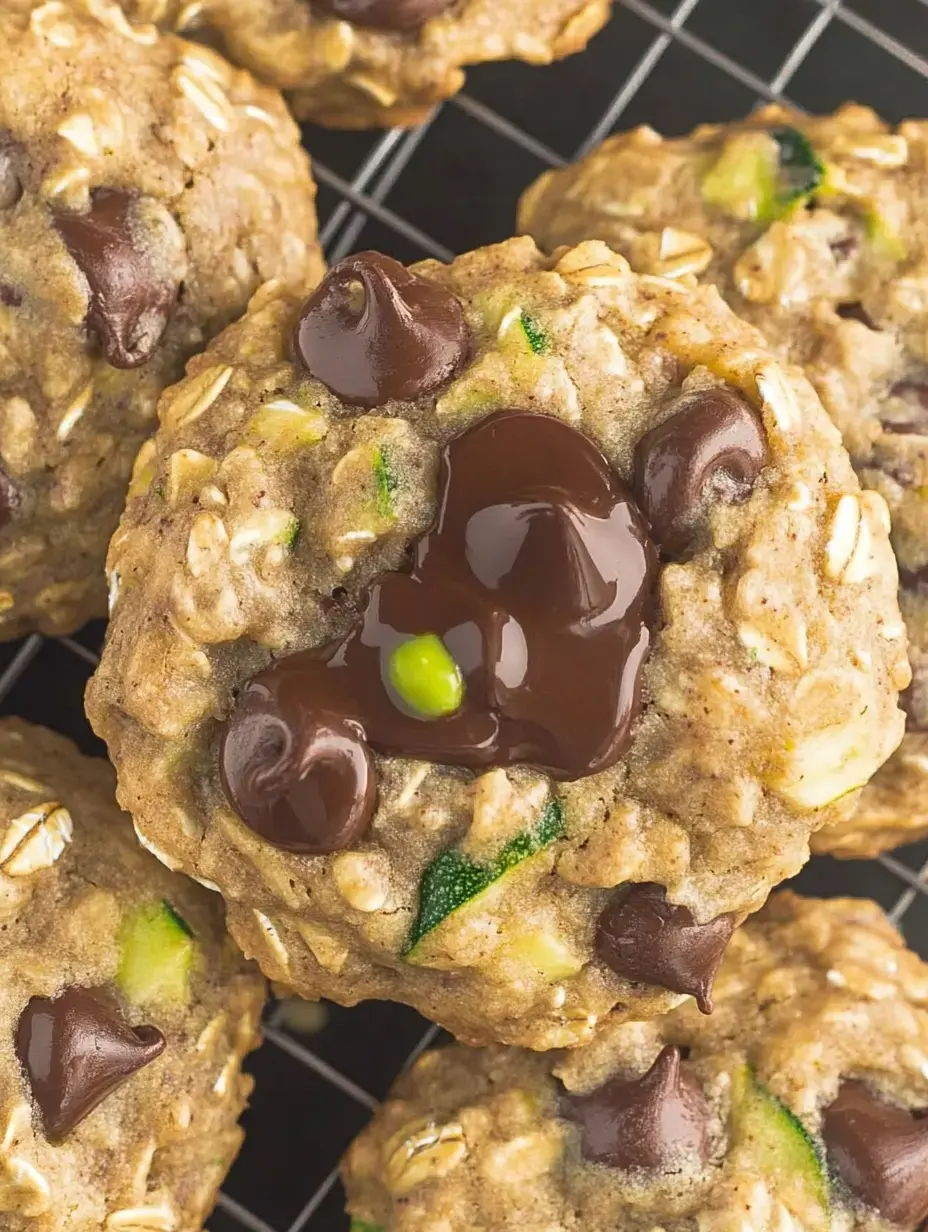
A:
[0,1,927,1229]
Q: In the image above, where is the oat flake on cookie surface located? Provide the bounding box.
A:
[519,103,928,859]
[0,0,323,639]
[87,236,907,1049]
[342,893,928,1232]
[0,718,265,1232]
[116,0,612,128]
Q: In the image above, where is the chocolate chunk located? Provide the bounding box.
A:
[293,251,469,406]
[559,1046,710,1170]
[220,689,376,855]
[823,1080,928,1226]
[16,987,165,1140]
[633,387,767,556]
[836,302,877,330]
[54,189,176,370]
[313,0,453,30]
[0,133,22,210]
[0,463,20,532]
[221,411,658,851]
[595,883,734,1013]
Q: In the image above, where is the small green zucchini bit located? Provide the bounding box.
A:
[731,1065,829,1227]
[404,800,566,956]
[702,126,823,225]
[520,312,547,354]
[349,1222,384,1232]
[373,446,399,520]
[117,900,198,1007]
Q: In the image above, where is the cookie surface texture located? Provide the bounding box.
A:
[0,0,323,638]
[0,717,265,1232]
[87,237,907,1048]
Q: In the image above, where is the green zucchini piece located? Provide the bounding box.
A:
[373,446,398,520]
[702,127,823,225]
[349,1222,384,1232]
[282,516,301,552]
[117,900,197,1007]
[731,1065,829,1227]
[520,312,547,355]
[404,800,566,956]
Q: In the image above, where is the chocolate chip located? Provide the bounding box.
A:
[293,251,469,407]
[633,387,767,556]
[0,133,22,211]
[16,987,165,1140]
[823,1080,928,1226]
[836,302,877,330]
[595,883,735,1013]
[54,189,176,370]
[313,0,453,29]
[0,464,21,532]
[221,411,657,851]
[559,1046,710,1170]
[220,681,376,855]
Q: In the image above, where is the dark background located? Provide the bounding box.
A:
[6,2,926,1228]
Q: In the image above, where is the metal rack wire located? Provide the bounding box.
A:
[3,2,927,1228]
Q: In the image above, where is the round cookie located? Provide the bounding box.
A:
[86,236,908,1049]
[0,718,265,1231]
[0,0,323,639]
[342,892,928,1232]
[117,0,612,128]
[518,103,928,858]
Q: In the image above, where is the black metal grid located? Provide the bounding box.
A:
[4,2,928,1227]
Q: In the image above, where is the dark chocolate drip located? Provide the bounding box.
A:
[312,0,454,30]
[823,1080,928,1226]
[16,987,165,1140]
[293,251,469,406]
[221,411,658,852]
[595,883,735,1012]
[559,1045,711,1170]
[54,189,177,369]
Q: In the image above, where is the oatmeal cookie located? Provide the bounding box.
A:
[0,718,265,1231]
[117,0,612,128]
[343,893,928,1232]
[0,0,323,639]
[87,237,907,1048]
[519,103,928,858]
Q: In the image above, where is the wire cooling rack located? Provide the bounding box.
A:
[3,2,927,1227]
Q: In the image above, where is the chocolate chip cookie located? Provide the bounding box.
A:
[0,0,323,639]
[118,0,612,127]
[342,893,928,1232]
[86,236,907,1048]
[0,718,265,1231]
[519,103,928,859]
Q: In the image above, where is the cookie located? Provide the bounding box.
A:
[86,236,907,1048]
[0,0,323,639]
[117,0,612,128]
[0,718,265,1231]
[342,893,928,1232]
[518,103,928,858]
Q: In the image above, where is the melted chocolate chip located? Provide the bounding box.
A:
[823,1080,928,1226]
[559,1046,710,1170]
[293,251,469,407]
[595,883,735,1013]
[221,411,657,852]
[633,387,767,556]
[54,189,176,370]
[0,133,22,211]
[836,302,877,330]
[16,987,165,1140]
[313,0,453,30]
